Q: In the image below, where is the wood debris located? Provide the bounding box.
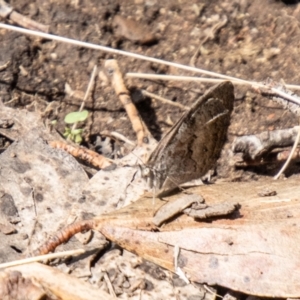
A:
[0,0,49,32]
[104,59,154,146]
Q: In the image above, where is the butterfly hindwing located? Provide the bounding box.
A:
[143,81,234,194]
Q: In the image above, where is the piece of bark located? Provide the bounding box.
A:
[153,194,204,226]
[184,201,239,219]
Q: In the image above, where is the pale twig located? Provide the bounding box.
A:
[127,73,300,91]
[274,120,300,180]
[110,131,136,147]
[103,271,117,298]
[203,284,222,298]
[3,23,300,99]
[141,89,189,110]
[71,65,97,132]
[0,249,85,269]
[3,22,300,105]
[0,0,49,32]
[129,72,300,108]
[173,245,190,284]
[0,23,249,84]
[271,86,300,106]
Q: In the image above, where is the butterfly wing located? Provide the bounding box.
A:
[145,81,234,192]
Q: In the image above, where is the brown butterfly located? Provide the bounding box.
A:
[141,81,234,196]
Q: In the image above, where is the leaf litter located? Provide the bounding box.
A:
[1,0,300,299]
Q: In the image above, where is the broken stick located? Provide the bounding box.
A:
[232,126,300,160]
[104,59,153,146]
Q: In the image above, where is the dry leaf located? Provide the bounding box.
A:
[94,176,300,297]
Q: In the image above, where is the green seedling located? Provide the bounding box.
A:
[63,110,88,144]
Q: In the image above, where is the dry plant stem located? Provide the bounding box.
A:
[0,23,250,84]
[0,1,49,32]
[127,73,300,91]
[271,87,300,106]
[274,122,300,179]
[9,11,49,32]
[232,126,300,160]
[104,59,152,146]
[49,140,114,169]
[103,272,117,298]
[4,20,300,110]
[203,285,222,298]
[33,219,95,255]
[110,131,136,146]
[0,249,84,269]
[141,89,189,110]
[71,65,97,132]
[3,22,300,101]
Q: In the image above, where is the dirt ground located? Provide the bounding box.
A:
[1,0,300,298]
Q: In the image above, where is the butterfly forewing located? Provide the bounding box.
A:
[144,81,234,194]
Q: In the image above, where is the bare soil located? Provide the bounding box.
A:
[2,0,300,177]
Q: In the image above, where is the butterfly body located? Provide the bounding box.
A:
[141,81,234,195]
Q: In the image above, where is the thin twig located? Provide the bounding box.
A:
[271,86,300,106]
[203,284,223,298]
[0,249,85,269]
[71,65,97,132]
[274,121,300,180]
[3,23,300,102]
[103,271,117,298]
[141,89,189,110]
[0,23,249,84]
[127,73,300,91]
[0,1,49,32]
[110,131,136,146]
